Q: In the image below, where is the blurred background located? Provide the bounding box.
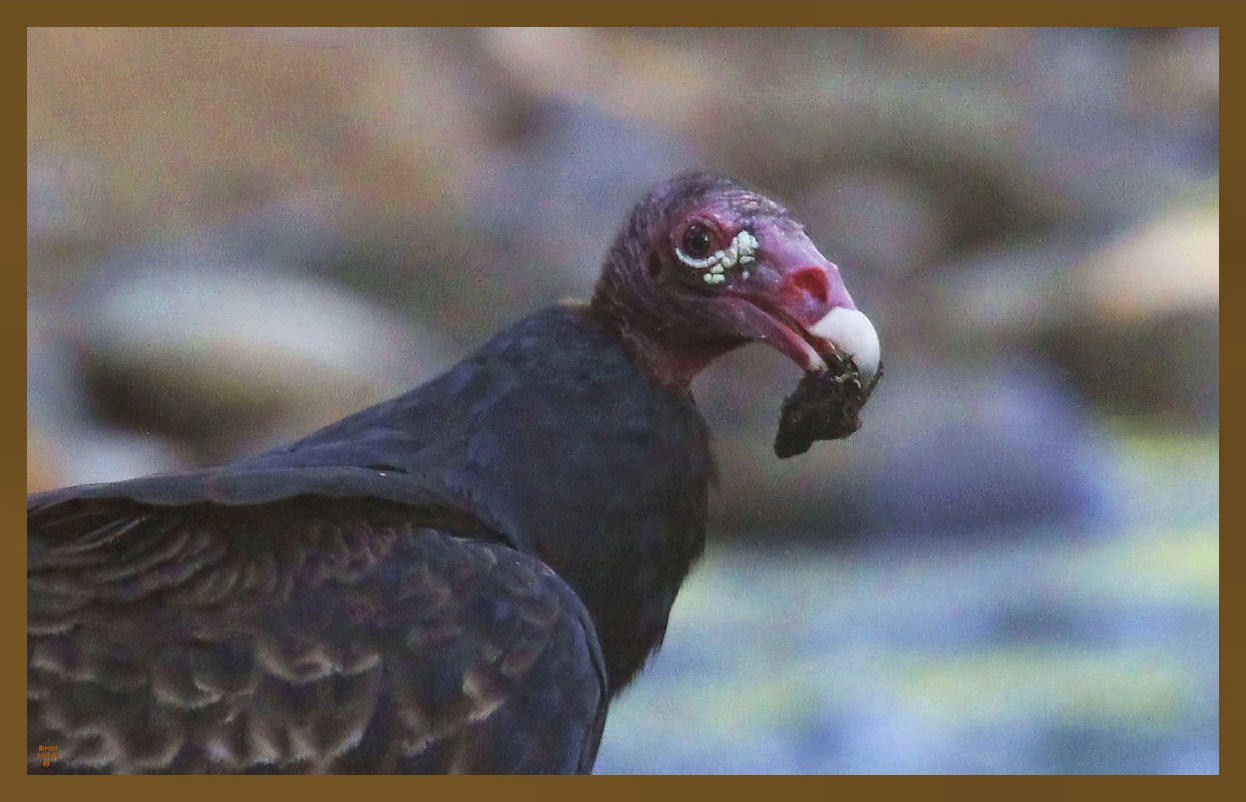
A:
[27,28,1218,773]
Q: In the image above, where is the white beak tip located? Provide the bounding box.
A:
[808,307,881,379]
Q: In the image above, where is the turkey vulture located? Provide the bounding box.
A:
[28,171,880,774]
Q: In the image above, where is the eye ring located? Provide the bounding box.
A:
[680,222,715,260]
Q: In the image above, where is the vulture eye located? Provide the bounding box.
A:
[681,223,715,260]
[674,222,759,285]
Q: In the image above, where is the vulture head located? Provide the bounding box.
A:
[592,171,881,393]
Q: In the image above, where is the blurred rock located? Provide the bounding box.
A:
[928,237,1094,340]
[1074,202,1218,324]
[1050,310,1218,427]
[477,28,715,137]
[1060,201,1218,423]
[1127,29,1218,157]
[931,200,1218,423]
[704,354,1121,540]
[73,265,456,464]
[466,97,698,303]
[27,157,116,296]
[1005,29,1211,229]
[28,298,188,491]
[678,28,1213,248]
[790,170,951,281]
[27,28,480,228]
[28,423,188,493]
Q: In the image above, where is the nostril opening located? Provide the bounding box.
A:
[788,267,830,305]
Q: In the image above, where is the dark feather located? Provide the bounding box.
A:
[30,496,607,773]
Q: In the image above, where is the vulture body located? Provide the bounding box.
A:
[28,172,880,774]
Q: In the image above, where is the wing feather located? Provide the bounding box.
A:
[28,495,607,774]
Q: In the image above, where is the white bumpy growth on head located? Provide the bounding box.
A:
[676,230,759,285]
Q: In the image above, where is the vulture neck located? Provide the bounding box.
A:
[590,265,739,392]
[607,322,733,391]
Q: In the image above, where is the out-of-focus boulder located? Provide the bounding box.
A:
[1057,201,1219,423]
[465,97,697,319]
[27,423,188,493]
[28,298,188,491]
[27,28,480,246]
[929,199,1218,423]
[789,170,952,284]
[1074,202,1218,324]
[703,353,1120,540]
[927,237,1094,340]
[72,265,456,463]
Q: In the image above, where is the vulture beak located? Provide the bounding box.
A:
[723,223,880,379]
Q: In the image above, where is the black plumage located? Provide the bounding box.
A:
[28,172,880,774]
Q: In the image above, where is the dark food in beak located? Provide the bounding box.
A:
[773,354,882,459]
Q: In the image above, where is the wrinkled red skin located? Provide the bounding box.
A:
[592,177,867,387]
